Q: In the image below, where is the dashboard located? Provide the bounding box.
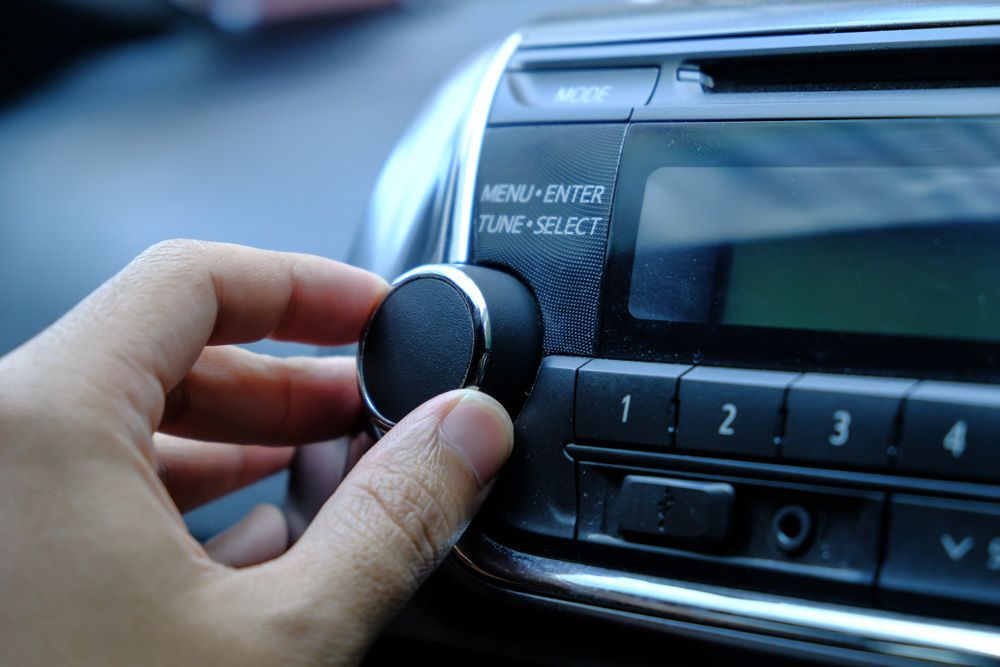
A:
[341,2,1000,664]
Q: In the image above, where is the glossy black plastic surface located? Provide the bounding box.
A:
[482,356,587,544]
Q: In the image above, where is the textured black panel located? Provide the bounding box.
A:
[361,278,475,424]
[472,124,627,356]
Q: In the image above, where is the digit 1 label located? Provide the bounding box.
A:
[620,394,631,424]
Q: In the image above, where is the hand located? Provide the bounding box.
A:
[0,240,514,666]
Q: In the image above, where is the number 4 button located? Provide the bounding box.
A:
[898,382,1000,483]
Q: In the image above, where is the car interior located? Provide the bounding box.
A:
[4,1,1000,665]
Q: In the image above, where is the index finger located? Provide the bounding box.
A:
[25,239,387,432]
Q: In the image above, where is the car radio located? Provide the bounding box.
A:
[347,4,1000,664]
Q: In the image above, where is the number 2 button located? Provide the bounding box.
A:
[677,367,796,458]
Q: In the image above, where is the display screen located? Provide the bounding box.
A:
[626,122,1000,343]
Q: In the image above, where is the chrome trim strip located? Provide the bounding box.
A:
[357,264,491,432]
[518,1,1000,48]
[454,534,1000,665]
[351,44,498,278]
[444,33,521,263]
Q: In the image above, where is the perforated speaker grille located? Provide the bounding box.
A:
[471,124,627,356]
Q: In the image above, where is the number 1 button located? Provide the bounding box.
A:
[576,359,692,447]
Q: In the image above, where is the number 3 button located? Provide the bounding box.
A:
[676,367,798,458]
[783,374,915,469]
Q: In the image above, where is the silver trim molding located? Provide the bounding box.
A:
[519,0,1000,48]
[445,32,521,263]
[454,533,1000,665]
[350,36,519,278]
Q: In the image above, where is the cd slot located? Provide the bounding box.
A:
[682,45,1000,93]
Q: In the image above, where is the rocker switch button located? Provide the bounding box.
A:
[617,476,734,544]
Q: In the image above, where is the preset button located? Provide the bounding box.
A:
[897,382,1000,482]
[783,374,915,468]
[576,359,691,447]
[676,367,798,458]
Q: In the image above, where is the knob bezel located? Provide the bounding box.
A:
[357,264,492,432]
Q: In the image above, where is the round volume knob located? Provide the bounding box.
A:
[358,264,542,431]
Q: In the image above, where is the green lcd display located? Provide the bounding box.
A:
[627,123,1000,344]
[723,224,1000,342]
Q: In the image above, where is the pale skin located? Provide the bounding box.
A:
[0,240,514,666]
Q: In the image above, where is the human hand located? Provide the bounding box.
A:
[0,240,514,666]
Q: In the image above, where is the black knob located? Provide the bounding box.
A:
[358,264,542,431]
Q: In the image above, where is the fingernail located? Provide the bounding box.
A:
[439,391,514,486]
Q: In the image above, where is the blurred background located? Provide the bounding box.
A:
[0,0,597,538]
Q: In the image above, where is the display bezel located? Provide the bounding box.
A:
[598,119,1000,382]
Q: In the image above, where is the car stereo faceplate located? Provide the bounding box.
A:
[352,5,1000,664]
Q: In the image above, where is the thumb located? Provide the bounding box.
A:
[246,389,513,663]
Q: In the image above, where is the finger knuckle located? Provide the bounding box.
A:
[130,239,208,283]
[141,238,208,261]
[128,239,216,302]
